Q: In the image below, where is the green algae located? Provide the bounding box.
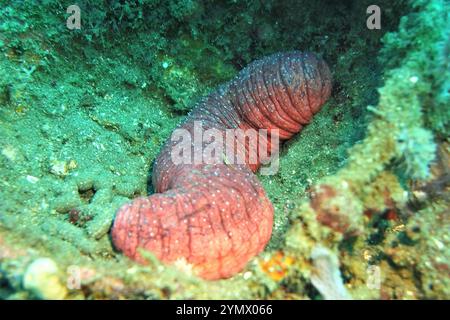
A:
[0,0,448,299]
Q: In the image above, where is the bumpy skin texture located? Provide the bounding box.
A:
[111,51,332,280]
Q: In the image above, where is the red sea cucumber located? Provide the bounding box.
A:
[111,51,332,280]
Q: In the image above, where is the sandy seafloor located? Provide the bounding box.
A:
[0,0,448,299]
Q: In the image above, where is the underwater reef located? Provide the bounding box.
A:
[0,0,448,299]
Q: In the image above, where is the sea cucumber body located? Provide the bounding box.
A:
[111,51,332,280]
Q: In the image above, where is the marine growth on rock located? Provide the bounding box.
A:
[111,51,332,280]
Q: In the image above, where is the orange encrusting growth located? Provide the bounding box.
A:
[259,251,295,282]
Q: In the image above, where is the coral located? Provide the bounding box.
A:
[397,127,436,179]
[304,0,447,240]
[269,0,448,300]
[381,0,450,136]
